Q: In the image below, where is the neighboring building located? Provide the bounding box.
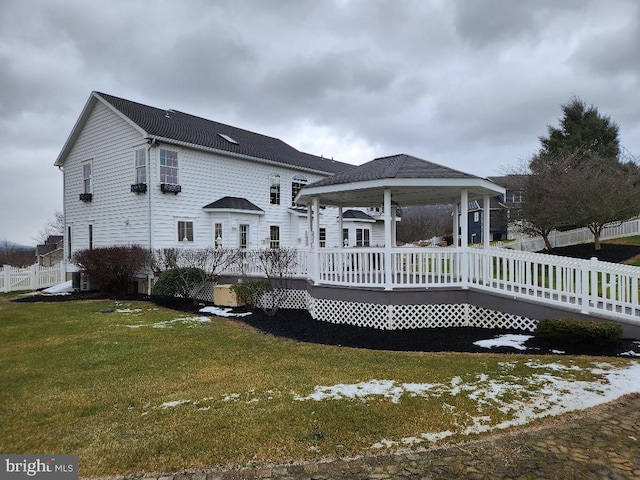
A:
[489,176,525,221]
[465,198,506,244]
[54,91,388,264]
[36,235,64,266]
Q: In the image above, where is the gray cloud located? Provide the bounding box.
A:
[1,0,639,245]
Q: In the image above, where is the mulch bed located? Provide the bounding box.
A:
[241,308,639,357]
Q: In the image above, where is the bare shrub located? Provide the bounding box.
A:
[255,248,299,317]
[73,245,151,293]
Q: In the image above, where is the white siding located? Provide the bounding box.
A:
[147,145,341,249]
[63,101,150,259]
[62,100,389,256]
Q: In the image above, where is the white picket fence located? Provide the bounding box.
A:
[0,263,66,293]
[499,218,640,251]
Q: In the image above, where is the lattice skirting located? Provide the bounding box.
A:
[248,288,537,332]
[255,288,310,310]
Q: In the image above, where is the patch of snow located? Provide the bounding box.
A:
[366,362,640,450]
[116,308,142,314]
[199,306,252,317]
[371,439,398,449]
[294,379,405,403]
[152,316,211,328]
[41,280,73,294]
[160,400,190,408]
[620,350,640,357]
[473,334,533,351]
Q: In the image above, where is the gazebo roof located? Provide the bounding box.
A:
[296,154,505,207]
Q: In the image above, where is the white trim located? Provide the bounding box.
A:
[299,177,505,199]
[203,208,264,215]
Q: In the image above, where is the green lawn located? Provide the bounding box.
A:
[608,235,640,266]
[0,293,636,477]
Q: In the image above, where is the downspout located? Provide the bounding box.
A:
[57,165,67,278]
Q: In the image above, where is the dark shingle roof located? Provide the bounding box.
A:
[202,196,264,212]
[342,210,375,221]
[307,154,478,188]
[96,92,352,175]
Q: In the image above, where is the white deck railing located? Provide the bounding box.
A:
[220,246,640,324]
[1,263,66,293]
[312,247,640,323]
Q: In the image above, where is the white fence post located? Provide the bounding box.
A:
[30,264,38,290]
[2,265,10,293]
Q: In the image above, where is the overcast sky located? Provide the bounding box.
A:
[1,0,639,246]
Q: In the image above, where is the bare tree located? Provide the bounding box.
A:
[518,151,640,251]
[0,239,35,267]
[396,204,452,243]
[35,211,65,244]
[558,154,640,250]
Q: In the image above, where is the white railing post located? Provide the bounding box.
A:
[580,257,595,314]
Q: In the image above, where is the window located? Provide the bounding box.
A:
[473,212,480,223]
[214,223,223,248]
[269,173,281,205]
[160,149,179,185]
[67,226,72,260]
[510,192,523,203]
[319,228,326,247]
[239,224,249,249]
[135,149,147,184]
[88,225,93,250]
[270,225,280,249]
[83,162,92,193]
[291,175,307,206]
[342,228,349,247]
[356,228,370,247]
[177,221,193,242]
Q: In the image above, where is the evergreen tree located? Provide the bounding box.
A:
[523,97,639,251]
[531,96,620,172]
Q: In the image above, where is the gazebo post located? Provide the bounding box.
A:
[460,189,469,247]
[338,206,344,247]
[383,188,393,290]
[452,203,459,247]
[483,194,491,248]
[460,189,469,288]
[309,197,321,285]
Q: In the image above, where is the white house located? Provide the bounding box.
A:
[54,91,388,267]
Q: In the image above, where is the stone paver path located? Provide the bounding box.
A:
[118,394,640,480]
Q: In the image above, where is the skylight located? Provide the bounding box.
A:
[217,133,238,145]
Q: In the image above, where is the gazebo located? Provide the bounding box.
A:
[296,154,506,290]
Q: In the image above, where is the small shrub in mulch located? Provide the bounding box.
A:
[535,318,623,346]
